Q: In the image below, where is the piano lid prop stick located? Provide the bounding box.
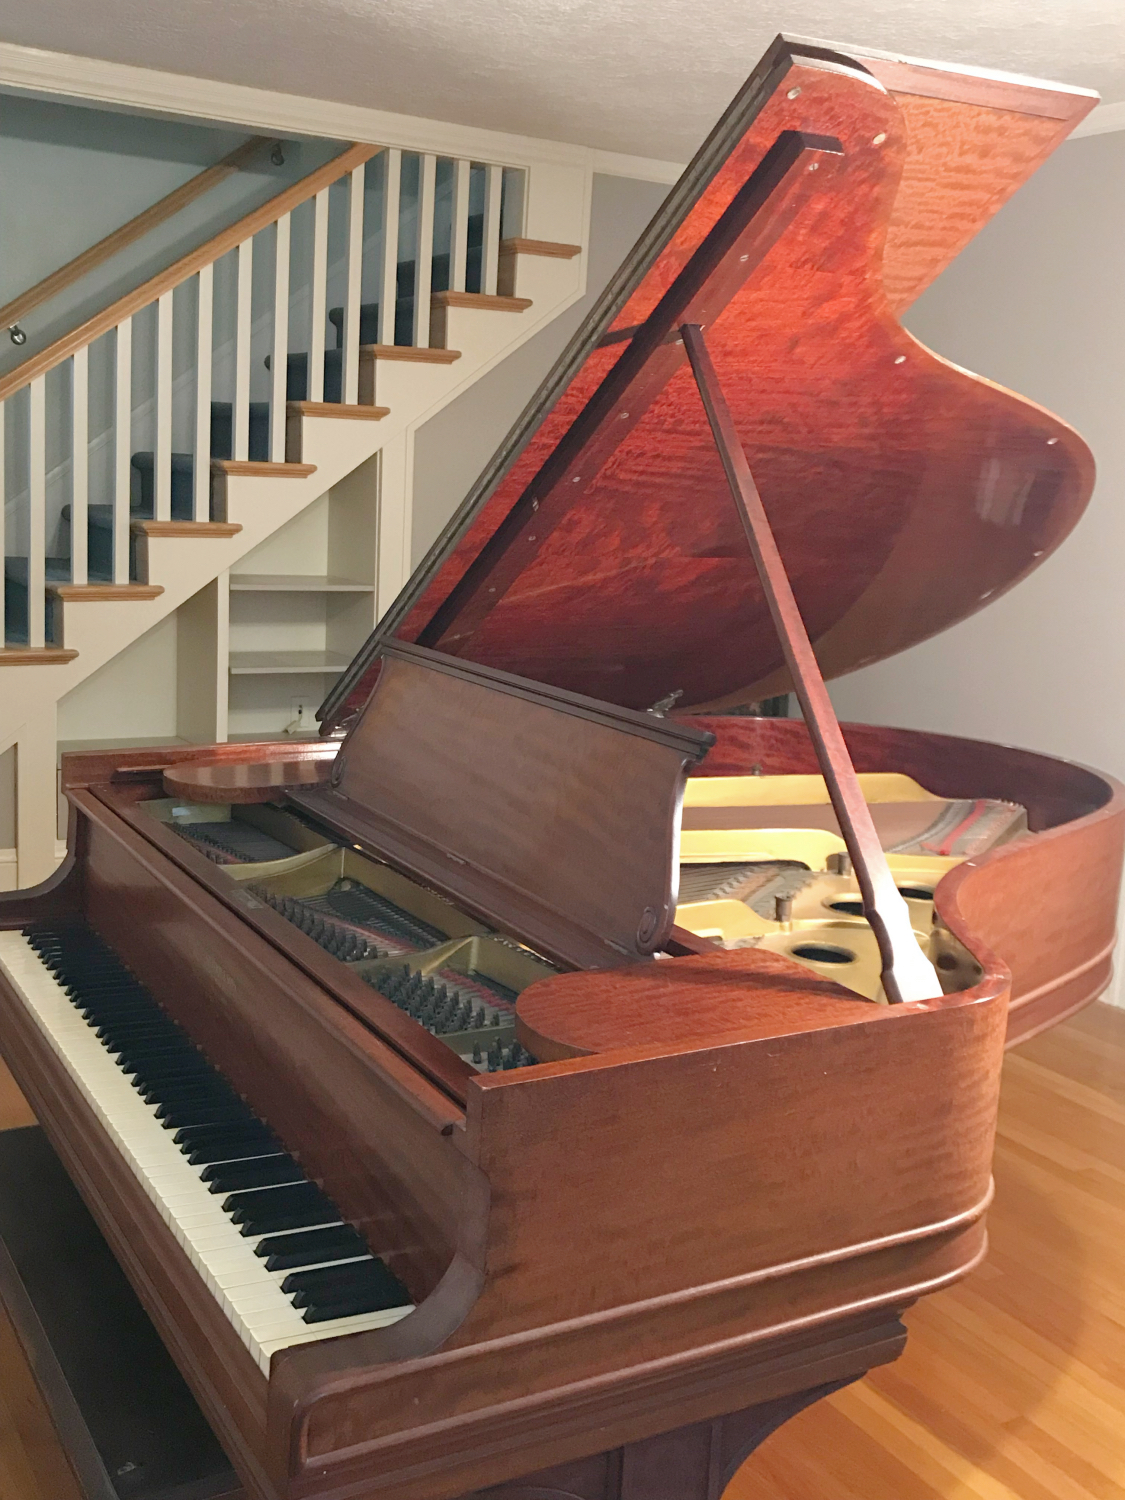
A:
[680,321,943,1006]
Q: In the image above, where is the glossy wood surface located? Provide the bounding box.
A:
[295,646,712,969]
[163,747,335,803]
[686,715,1125,1044]
[325,38,1093,729]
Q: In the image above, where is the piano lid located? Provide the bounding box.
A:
[321,36,1097,732]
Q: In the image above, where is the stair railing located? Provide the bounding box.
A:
[0,143,524,648]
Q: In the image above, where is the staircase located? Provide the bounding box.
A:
[0,140,587,885]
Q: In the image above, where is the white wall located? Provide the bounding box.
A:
[829,127,1125,1001]
[0,93,340,376]
[411,173,669,563]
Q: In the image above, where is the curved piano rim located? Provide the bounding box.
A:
[684,714,1125,1045]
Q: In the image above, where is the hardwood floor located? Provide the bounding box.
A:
[0,1005,1122,1499]
[733,1002,1125,1500]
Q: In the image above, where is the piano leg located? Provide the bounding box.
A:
[465,1377,863,1500]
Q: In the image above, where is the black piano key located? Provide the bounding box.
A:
[173,1119,275,1148]
[202,1155,300,1193]
[281,1258,395,1301]
[255,1225,369,1271]
[298,1268,410,1322]
[224,1182,339,1237]
[158,1102,253,1130]
[182,1129,281,1166]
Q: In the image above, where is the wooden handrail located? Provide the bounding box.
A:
[0,142,381,402]
[0,136,272,334]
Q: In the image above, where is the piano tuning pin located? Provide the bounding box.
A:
[472,1043,482,1064]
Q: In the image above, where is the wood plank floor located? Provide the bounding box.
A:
[732,1001,1125,1500]
[0,1005,1122,1498]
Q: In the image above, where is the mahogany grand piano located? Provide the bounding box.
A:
[1,34,1122,1500]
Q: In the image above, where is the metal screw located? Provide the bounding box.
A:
[1047,437,1058,445]
[808,162,819,171]
[271,142,286,166]
[9,325,26,345]
[873,132,887,145]
[787,87,801,99]
[894,354,906,364]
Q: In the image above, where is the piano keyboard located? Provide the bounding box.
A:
[0,925,414,1373]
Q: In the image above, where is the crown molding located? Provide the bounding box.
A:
[0,40,685,181]
[1071,99,1125,138]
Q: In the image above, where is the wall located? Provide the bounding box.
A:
[0,92,340,376]
[411,172,669,563]
[829,127,1125,1001]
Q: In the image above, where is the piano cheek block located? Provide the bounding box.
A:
[3,33,1118,1500]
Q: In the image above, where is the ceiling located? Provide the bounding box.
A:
[0,0,1120,160]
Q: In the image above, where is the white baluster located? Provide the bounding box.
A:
[271,212,291,459]
[378,149,402,347]
[194,264,213,523]
[413,154,437,349]
[234,240,252,462]
[450,158,470,294]
[114,319,132,584]
[155,290,174,522]
[70,348,88,586]
[481,164,503,296]
[28,376,46,648]
[342,166,365,404]
[309,188,329,403]
[0,401,6,645]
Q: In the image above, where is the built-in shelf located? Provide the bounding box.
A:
[229,651,352,676]
[57,735,191,757]
[229,574,375,593]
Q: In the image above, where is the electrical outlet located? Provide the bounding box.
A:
[286,699,318,734]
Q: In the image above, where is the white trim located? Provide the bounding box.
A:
[1071,100,1125,139]
[589,149,685,184]
[0,40,686,179]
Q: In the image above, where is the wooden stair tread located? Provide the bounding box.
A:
[499,238,582,259]
[286,402,390,420]
[210,461,316,477]
[431,292,533,313]
[0,648,78,666]
[358,345,462,364]
[49,584,164,602]
[132,521,242,538]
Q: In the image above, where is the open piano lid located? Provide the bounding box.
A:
[321,36,1097,732]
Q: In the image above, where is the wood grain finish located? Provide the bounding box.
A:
[0,649,78,666]
[0,145,380,403]
[162,749,335,802]
[131,521,241,538]
[684,715,1125,1044]
[285,402,390,419]
[429,292,533,351]
[294,645,712,970]
[210,461,316,478]
[361,345,462,363]
[48,584,163,602]
[326,40,1094,729]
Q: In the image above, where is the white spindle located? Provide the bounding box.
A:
[342,166,364,404]
[0,402,6,644]
[155,290,173,522]
[450,158,470,294]
[114,319,132,584]
[270,213,291,459]
[378,150,402,347]
[70,348,88,586]
[481,164,503,296]
[309,189,329,403]
[413,154,437,349]
[28,377,46,649]
[194,264,213,523]
[233,240,252,462]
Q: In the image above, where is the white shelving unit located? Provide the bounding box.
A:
[54,452,381,755]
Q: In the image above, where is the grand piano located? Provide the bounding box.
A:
[1,34,1122,1500]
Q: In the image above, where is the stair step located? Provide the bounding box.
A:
[210,461,316,478]
[286,402,389,421]
[0,647,78,666]
[358,345,461,364]
[132,521,242,539]
[49,584,164,602]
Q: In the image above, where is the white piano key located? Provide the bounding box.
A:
[0,932,413,1372]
